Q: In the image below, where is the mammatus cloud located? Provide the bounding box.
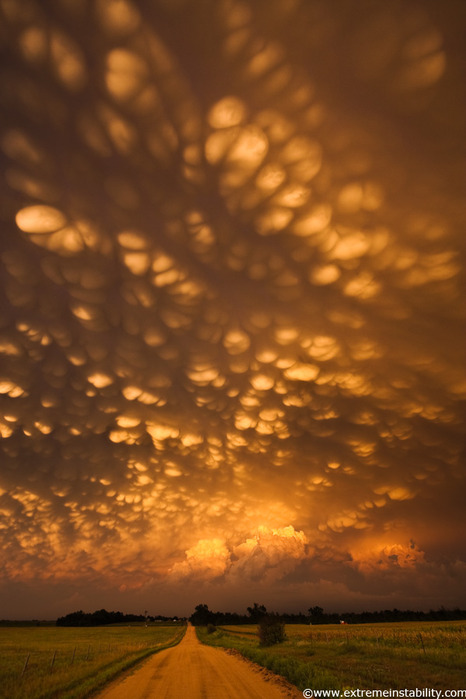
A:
[0,0,465,617]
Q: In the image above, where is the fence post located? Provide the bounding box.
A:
[85,644,90,661]
[50,650,57,671]
[419,633,426,655]
[71,646,76,664]
[21,654,30,677]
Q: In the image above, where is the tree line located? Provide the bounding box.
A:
[189,603,466,626]
[55,604,466,627]
[56,609,176,626]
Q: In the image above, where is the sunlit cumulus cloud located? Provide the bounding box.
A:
[170,539,231,582]
[170,525,309,583]
[0,0,465,617]
[350,541,425,574]
[231,526,309,582]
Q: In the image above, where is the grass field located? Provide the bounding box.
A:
[0,623,185,699]
[197,621,466,692]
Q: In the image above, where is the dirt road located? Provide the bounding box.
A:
[96,624,301,699]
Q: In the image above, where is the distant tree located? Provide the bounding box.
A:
[190,604,216,626]
[308,606,324,624]
[247,603,267,623]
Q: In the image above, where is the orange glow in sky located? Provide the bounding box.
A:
[0,0,465,619]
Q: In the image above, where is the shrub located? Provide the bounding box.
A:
[258,614,287,646]
[206,623,217,634]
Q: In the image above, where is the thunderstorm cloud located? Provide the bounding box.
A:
[0,0,465,618]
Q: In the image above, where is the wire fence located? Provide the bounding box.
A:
[18,641,151,677]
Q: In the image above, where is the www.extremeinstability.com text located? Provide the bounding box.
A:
[303,689,466,698]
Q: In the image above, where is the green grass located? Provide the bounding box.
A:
[0,623,186,699]
[196,620,466,692]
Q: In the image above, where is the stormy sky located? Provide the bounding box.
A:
[0,0,465,619]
